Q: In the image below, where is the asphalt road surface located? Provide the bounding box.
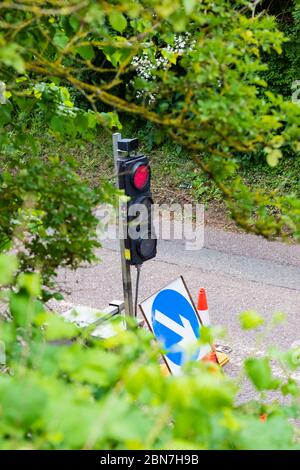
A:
[53,225,300,401]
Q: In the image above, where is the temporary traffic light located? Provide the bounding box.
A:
[117,138,157,266]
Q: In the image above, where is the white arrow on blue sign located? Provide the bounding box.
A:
[140,277,211,375]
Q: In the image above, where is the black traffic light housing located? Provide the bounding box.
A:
[117,138,139,153]
[117,138,157,266]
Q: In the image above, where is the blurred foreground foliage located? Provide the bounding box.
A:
[0,254,299,450]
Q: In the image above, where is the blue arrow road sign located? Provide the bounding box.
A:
[151,288,201,366]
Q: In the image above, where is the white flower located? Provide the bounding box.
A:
[130,32,196,101]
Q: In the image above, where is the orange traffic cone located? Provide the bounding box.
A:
[197,287,210,326]
[197,288,229,367]
[197,287,218,364]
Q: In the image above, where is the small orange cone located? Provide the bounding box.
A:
[197,287,218,364]
[197,288,210,326]
[197,288,229,367]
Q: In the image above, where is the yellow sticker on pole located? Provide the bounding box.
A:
[124,249,131,261]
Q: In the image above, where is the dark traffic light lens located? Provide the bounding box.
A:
[132,164,149,190]
[137,237,156,259]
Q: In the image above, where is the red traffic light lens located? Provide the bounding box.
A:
[132,164,149,190]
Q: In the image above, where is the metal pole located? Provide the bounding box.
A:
[112,133,134,317]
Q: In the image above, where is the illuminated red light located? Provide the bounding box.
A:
[132,164,149,190]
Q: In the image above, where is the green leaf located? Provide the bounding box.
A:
[76,45,95,61]
[10,292,33,327]
[0,43,25,73]
[75,113,89,132]
[239,310,264,330]
[69,16,80,32]
[0,377,47,429]
[244,357,280,391]
[109,11,127,33]
[266,149,282,167]
[16,76,28,83]
[85,4,104,24]
[17,273,41,297]
[53,31,69,49]
[162,48,177,64]
[281,378,299,397]
[183,0,196,15]
[100,111,122,129]
[43,314,80,341]
[0,254,18,285]
[270,135,284,148]
[50,115,66,133]
[87,112,98,129]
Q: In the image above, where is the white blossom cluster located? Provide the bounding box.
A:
[131,52,154,81]
[172,33,195,54]
[130,33,195,104]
